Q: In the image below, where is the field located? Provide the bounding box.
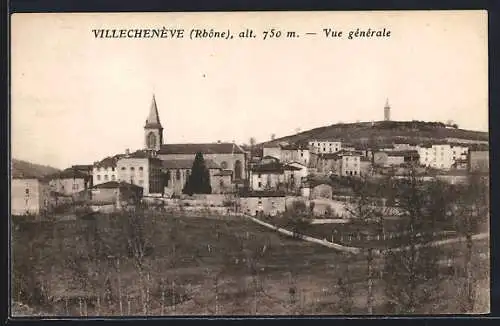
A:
[11,210,489,316]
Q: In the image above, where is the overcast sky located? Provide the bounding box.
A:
[11,11,488,169]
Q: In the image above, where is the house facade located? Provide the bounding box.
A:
[11,177,50,216]
[308,139,342,154]
[46,168,91,198]
[161,158,222,196]
[469,150,489,173]
[116,152,164,196]
[89,181,143,206]
[417,144,454,170]
[93,155,122,186]
[341,152,361,177]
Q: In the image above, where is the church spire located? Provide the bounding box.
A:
[145,94,162,128]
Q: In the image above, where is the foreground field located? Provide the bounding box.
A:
[11,211,489,316]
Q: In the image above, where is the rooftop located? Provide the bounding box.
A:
[45,168,89,180]
[161,159,221,170]
[90,181,143,190]
[159,142,245,155]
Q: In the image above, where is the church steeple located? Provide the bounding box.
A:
[145,94,162,129]
[144,94,164,151]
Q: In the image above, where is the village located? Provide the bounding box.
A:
[12,96,489,219]
[11,96,490,316]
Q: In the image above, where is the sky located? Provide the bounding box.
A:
[11,11,488,169]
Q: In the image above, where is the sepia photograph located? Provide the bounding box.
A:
[10,11,489,316]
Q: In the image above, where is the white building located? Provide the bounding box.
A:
[93,155,121,186]
[308,139,342,154]
[417,144,454,170]
[116,151,164,196]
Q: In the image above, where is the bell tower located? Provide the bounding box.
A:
[144,94,164,151]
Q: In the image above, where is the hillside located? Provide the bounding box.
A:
[259,120,489,148]
[11,159,60,179]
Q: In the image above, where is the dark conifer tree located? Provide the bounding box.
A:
[183,152,212,195]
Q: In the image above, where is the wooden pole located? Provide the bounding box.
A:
[367,248,374,314]
[117,258,123,316]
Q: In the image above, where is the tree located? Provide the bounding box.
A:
[452,174,489,312]
[270,134,276,141]
[382,169,444,314]
[182,152,212,195]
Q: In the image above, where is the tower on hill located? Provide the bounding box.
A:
[384,98,391,121]
[144,94,164,151]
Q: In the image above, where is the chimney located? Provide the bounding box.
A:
[125,148,130,155]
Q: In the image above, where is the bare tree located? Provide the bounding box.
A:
[452,173,489,312]
[382,170,444,314]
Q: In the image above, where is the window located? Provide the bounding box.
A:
[25,188,29,195]
[111,175,116,181]
[220,161,228,169]
[130,167,135,172]
[258,181,262,188]
[104,175,109,181]
[139,167,144,171]
[121,167,126,171]
[147,132,157,149]
[176,170,181,181]
[258,173,261,178]
[139,180,144,186]
[97,175,101,181]
[112,167,115,172]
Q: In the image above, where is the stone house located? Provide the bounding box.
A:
[89,181,143,206]
[249,157,303,192]
[116,151,164,196]
[162,158,222,196]
[46,167,91,198]
[468,150,489,173]
[240,192,287,217]
[11,175,51,216]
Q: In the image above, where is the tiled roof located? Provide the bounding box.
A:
[47,168,88,180]
[319,153,341,160]
[283,164,303,171]
[94,155,124,168]
[72,164,93,170]
[159,143,245,155]
[161,159,220,170]
[91,181,142,190]
[251,162,284,173]
[388,150,419,157]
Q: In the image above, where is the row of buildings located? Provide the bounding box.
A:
[11,96,490,216]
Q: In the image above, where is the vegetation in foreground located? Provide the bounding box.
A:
[12,195,488,316]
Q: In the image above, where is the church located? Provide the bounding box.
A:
[142,95,247,196]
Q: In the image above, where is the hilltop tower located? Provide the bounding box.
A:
[144,94,164,151]
[384,98,391,121]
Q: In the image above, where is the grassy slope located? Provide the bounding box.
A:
[258,121,488,147]
[11,158,61,178]
[11,212,488,316]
